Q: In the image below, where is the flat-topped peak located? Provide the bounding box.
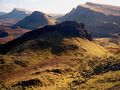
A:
[11,8,31,14]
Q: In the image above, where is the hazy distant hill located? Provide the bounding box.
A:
[0,12,6,16]
[0,8,31,20]
[58,2,120,37]
[13,11,57,30]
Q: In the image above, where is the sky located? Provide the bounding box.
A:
[0,0,120,14]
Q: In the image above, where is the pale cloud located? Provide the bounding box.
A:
[0,3,16,12]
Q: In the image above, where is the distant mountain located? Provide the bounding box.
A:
[82,2,120,16]
[0,12,6,16]
[13,11,57,30]
[0,21,107,57]
[58,2,120,38]
[0,8,31,20]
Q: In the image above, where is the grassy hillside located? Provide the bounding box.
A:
[0,21,108,57]
[0,54,120,90]
[0,21,118,90]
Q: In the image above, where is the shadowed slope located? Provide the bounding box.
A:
[0,21,107,57]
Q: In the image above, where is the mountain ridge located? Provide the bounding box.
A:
[58,3,120,37]
[0,21,107,57]
[81,2,120,16]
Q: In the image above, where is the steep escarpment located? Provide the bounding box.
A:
[58,2,120,37]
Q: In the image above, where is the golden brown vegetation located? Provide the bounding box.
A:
[0,53,120,90]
